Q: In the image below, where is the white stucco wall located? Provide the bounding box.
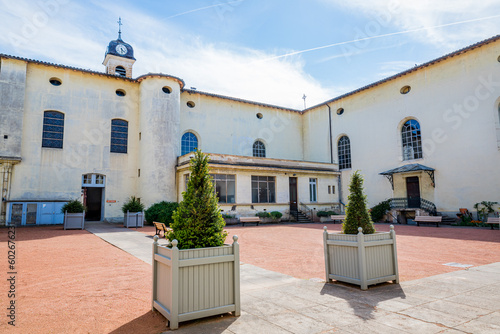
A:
[179,93,304,160]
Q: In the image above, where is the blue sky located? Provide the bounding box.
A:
[1,0,500,109]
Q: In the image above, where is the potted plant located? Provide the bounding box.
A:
[62,199,86,230]
[323,171,399,290]
[122,196,145,228]
[269,211,283,223]
[474,201,499,222]
[222,212,239,225]
[152,150,240,329]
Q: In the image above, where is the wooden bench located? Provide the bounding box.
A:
[153,221,170,237]
[330,215,346,224]
[414,216,442,227]
[486,217,500,230]
[240,217,260,226]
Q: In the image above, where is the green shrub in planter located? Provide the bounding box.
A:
[256,211,271,218]
[166,150,227,249]
[122,196,145,214]
[61,199,86,213]
[370,200,391,222]
[342,171,375,234]
[145,201,179,225]
[270,211,282,219]
[317,210,338,217]
[222,213,235,219]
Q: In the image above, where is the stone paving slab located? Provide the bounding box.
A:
[85,222,500,333]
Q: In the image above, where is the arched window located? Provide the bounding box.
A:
[338,136,351,170]
[401,119,422,160]
[42,111,64,148]
[110,119,128,153]
[253,140,266,157]
[181,132,198,155]
[115,66,126,77]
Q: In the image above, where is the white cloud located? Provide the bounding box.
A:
[0,0,335,109]
[320,0,500,48]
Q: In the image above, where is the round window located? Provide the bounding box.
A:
[400,85,411,94]
[49,78,62,86]
[116,89,126,97]
[256,113,263,119]
[336,108,344,115]
[187,101,195,108]
[162,86,172,94]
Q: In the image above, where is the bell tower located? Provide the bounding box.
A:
[103,18,136,78]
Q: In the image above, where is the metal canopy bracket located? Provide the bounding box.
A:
[384,174,394,190]
[425,170,435,187]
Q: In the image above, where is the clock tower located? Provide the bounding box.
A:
[103,18,136,78]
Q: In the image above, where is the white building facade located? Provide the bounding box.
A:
[1,34,499,225]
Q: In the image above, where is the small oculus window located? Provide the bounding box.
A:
[116,89,126,97]
[337,108,344,115]
[49,78,62,86]
[162,86,172,94]
[187,101,195,108]
[256,113,263,119]
[497,55,500,62]
[400,85,411,94]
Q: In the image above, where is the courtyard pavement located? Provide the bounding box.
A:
[86,222,500,333]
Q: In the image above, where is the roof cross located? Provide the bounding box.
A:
[117,17,122,39]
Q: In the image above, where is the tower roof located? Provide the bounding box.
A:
[104,18,135,60]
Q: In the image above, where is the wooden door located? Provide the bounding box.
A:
[289,177,298,211]
[406,177,421,208]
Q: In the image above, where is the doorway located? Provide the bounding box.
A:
[84,187,103,221]
[406,176,421,208]
[82,173,105,221]
[289,177,297,211]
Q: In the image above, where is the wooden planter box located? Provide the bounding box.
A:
[64,211,85,230]
[124,211,144,228]
[152,236,241,330]
[323,225,399,290]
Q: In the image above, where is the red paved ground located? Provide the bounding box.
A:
[0,226,166,334]
[0,223,498,334]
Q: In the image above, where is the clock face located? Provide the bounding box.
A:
[115,44,127,55]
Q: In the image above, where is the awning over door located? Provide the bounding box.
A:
[379,163,435,190]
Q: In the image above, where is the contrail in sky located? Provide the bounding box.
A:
[257,14,500,62]
[164,0,245,20]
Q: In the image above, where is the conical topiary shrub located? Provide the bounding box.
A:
[166,149,228,249]
[342,171,376,234]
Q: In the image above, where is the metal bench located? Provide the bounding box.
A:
[414,215,442,227]
[153,221,170,237]
[240,217,260,226]
[486,217,500,230]
[330,215,346,224]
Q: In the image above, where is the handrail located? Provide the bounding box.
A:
[388,197,437,216]
[299,202,313,220]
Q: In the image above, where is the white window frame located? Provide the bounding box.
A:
[309,178,317,202]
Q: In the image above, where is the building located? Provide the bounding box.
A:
[1,32,499,226]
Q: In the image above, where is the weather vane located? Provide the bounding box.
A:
[117,17,122,39]
[302,94,307,109]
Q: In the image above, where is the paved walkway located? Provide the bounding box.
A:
[86,222,500,333]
